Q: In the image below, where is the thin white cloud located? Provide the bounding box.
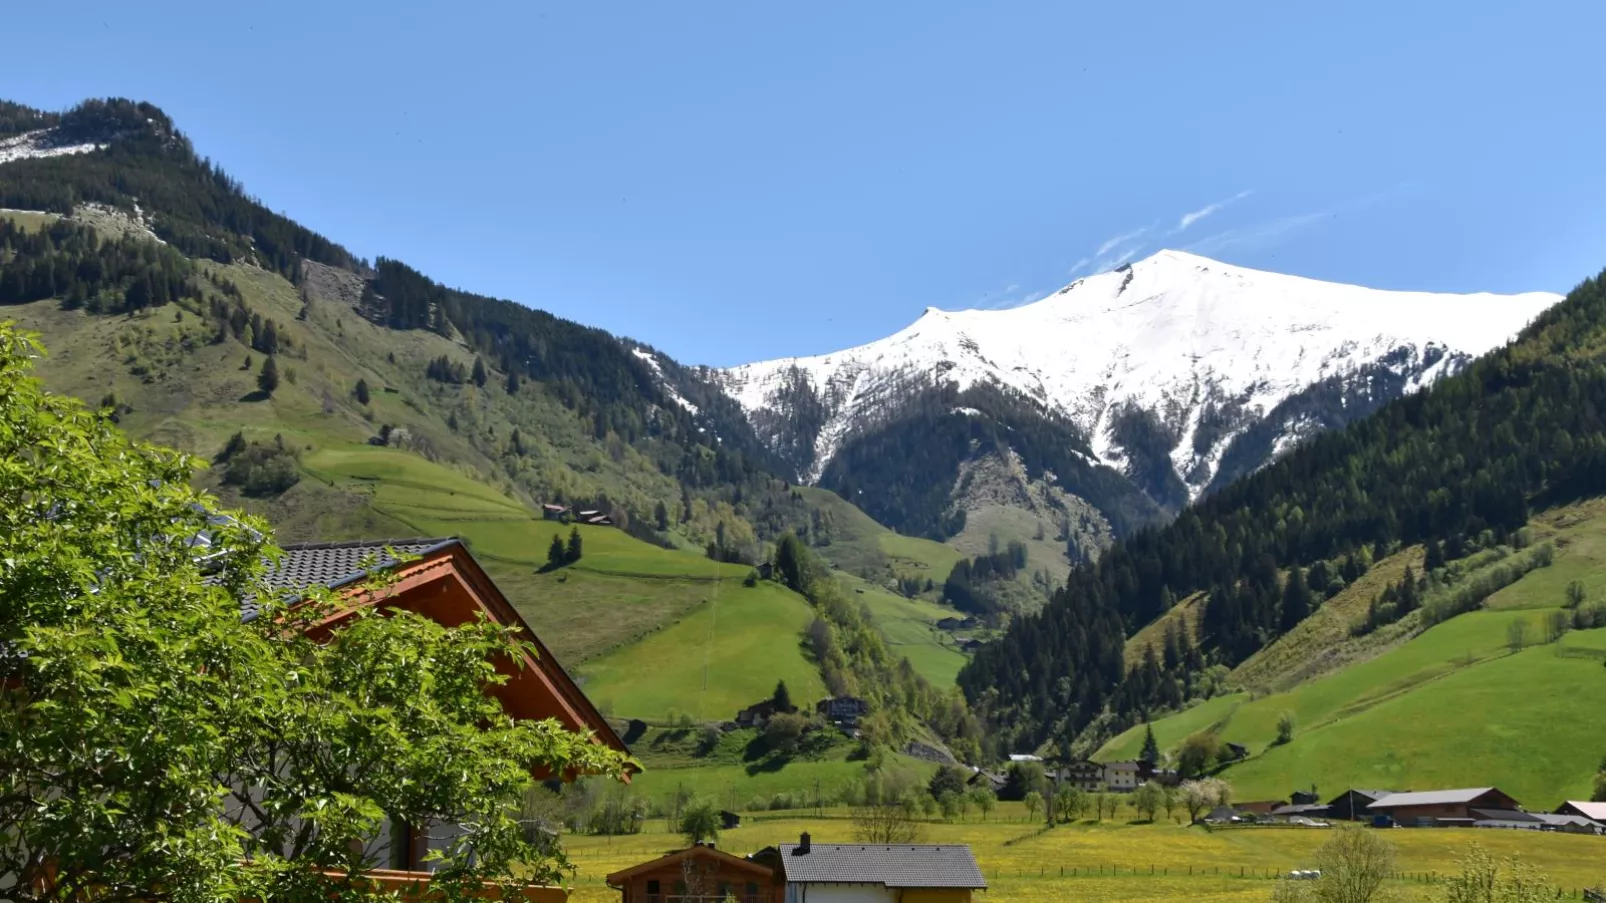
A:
[1184,186,1413,256]
[1095,226,1149,257]
[1178,189,1253,231]
[1067,257,1093,277]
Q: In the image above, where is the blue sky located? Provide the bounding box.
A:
[9,1,1606,366]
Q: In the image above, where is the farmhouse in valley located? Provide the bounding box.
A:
[1063,760,1105,793]
[816,695,872,729]
[1366,787,1522,825]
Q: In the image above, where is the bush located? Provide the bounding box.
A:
[218,434,299,497]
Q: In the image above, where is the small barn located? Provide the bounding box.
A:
[1326,788,1397,821]
[721,809,743,830]
[1368,788,1523,825]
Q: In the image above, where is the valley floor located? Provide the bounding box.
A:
[560,805,1606,902]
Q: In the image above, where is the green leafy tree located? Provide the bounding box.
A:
[1177,730,1222,778]
[1133,781,1163,822]
[1002,760,1046,801]
[761,712,807,757]
[1565,579,1587,608]
[678,799,721,846]
[1439,843,1559,903]
[0,324,632,903]
[567,526,583,564]
[928,765,969,800]
[257,354,279,395]
[1277,710,1297,745]
[354,377,370,404]
[774,531,809,592]
[967,785,996,821]
[1023,790,1044,821]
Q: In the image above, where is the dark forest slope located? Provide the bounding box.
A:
[959,263,1606,755]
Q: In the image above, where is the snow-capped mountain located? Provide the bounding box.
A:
[718,250,1560,538]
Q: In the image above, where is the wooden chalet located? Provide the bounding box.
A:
[605,843,781,903]
[255,538,635,896]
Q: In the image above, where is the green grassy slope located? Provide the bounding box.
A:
[576,578,826,722]
[1098,501,1606,806]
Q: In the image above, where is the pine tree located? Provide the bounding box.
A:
[471,357,488,388]
[447,411,459,431]
[1279,566,1311,632]
[547,534,565,570]
[1424,540,1445,571]
[772,680,792,713]
[566,527,583,564]
[654,500,669,531]
[354,378,370,405]
[1398,565,1420,611]
[505,370,519,394]
[510,428,524,455]
[1139,724,1160,766]
[257,355,279,396]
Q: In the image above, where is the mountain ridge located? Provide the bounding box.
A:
[717,249,1559,546]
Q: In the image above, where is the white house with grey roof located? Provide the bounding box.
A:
[752,833,986,903]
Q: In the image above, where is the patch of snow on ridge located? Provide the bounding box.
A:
[0,129,103,166]
[632,348,699,416]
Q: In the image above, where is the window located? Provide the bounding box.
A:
[646,879,660,894]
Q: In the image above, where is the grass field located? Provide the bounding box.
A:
[841,575,972,686]
[558,807,1606,902]
[576,578,826,722]
[1100,503,1606,807]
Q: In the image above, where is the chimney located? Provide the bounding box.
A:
[797,832,811,854]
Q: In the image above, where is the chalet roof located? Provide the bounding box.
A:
[239,538,458,620]
[777,843,985,889]
[605,844,773,886]
[1369,788,1509,809]
[248,537,633,770]
[1106,761,1140,772]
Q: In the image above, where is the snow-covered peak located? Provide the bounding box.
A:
[719,250,1561,492]
[0,128,104,166]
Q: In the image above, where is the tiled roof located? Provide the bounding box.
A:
[241,538,457,620]
[1368,788,1501,809]
[777,844,985,889]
